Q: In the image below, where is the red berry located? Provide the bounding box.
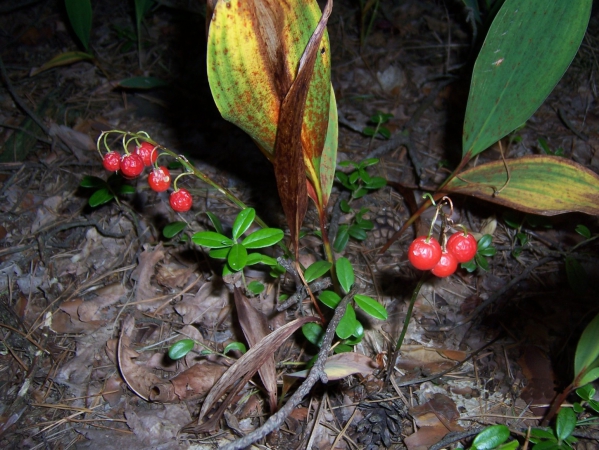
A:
[408,236,442,270]
[169,188,192,212]
[447,232,478,263]
[148,166,171,192]
[431,251,458,278]
[134,142,158,166]
[103,151,121,172]
[120,153,145,178]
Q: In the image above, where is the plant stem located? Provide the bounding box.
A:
[385,272,428,385]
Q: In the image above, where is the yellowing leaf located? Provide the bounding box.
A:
[444,155,599,215]
[31,51,94,76]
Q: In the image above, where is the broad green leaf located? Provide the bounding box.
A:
[463,0,591,158]
[445,156,599,216]
[302,322,324,346]
[575,313,599,380]
[578,367,599,387]
[352,320,364,339]
[348,225,367,241]
[333,344,353,354]
[472,425,510,450]
[224,341,247,355]
[319,290,341,309]
[575,224,591,239]
[232,208,255,241]
[247,281,265,295]
[241,228,284,249]
[333,224,349,252]
[117,77,168,89]
[205,211,224,234]
[336,257,354,294]
[31,51,94,76]
[336,304,357,340]
[168,339,194,360]
[163,221,187,238]
[209,248,230,259]
[529,428,556,441]
[65,0,92,51]
[245,253,262,266]
[227,243,247,271]
[556,407,576,441]
[354,294,388,320]
[365,176,387,190]
[89,188,114,207]
[118,185,136,195]
[566,257,587,295]
[80,175,105,188]
[497,442,518,450]
[575,384,595,401]
[304,260,332,283]
[192,231,234,248]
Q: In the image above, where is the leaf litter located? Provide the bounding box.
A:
[0,0,598,448]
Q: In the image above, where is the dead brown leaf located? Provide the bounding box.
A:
[130,243,166,311]
[234,287,277,412]
[149,360,227,402]
[287,352,378,380]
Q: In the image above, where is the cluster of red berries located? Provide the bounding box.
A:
[408,231,477,278]
[101,142,193,212]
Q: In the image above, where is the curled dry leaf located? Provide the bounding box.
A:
[234,287,277,412]
[51,298,105,334]
[191,316,318,433]
[130,243,166,311]
[287,352,378,380]
[149,361,227,403]
[118,316,162,401]
[175,281,230,327]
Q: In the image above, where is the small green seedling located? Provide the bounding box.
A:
[538,138,565,157]
[80,174,136,207]
[192,208,284,277]
[163,221,188,242]
[461,234,496,272]
[362,112,393,140]
[469,424,518,450]
[530,407,578,449]
[334,206,374,252]
[337,158,387,200]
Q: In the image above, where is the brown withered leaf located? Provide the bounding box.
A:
[190,316,319,433]
[273,0,333,257]
[149,361,227,403]
[130,243,166,310]
[407,394,463,450]
[234,287,277,412]
[51,298,104,334]
[287,352,378,380]
[518,345,556,416]
[118,316,162,401]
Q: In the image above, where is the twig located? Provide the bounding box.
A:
[222,286,358,450]
[429,427,484,450]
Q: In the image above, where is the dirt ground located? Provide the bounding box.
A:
[1,0,599,448]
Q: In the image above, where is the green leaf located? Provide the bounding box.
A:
[302,322,324,347]
[319,290,341,309]
[242,228,284,249]
[333,344,354,354]
[80,175,105,188]
[65,0,92,52]
[556,407,576,441]
[475,254,489,271]
[117,77,168,89]
[496,442,519,450]
[355,218,374,231]
[463,0,591,158]
[209,248,230,259]
[377,126,391,139]
[365,176,386,190]
[304,261,332,283]
[575,313,599,381]
[478,246,497,257]
[348,224,367,241]
[352,320,364,339]
[163,221,187,238]
[168,339,194,360]
[446,156,599,216]
[227,243,247,271]
[354,294,388,320]
[361,158,379,167]
[205,211,224,234]
[247,281,265,294]
[232,208,255,240]
[333,224,349,252]
[461,260,477,273]
[192,231,234,248]
[362,126,376,137]
[575,384,595,402]
[575,224,591,239]
[118,185,136,195]
[336,257,354,294]
[336,304,357,340]
[566,257,587,295]
[578,367,599,387]
[529,428,557,441]
[89,188,114,207]
[472,424,511,450]
[223,341,247,355]
[478,234,493,250]
[340,199,351,213]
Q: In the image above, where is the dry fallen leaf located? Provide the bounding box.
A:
[149,361,227,402]
[287,352,378,380]
[130,243,166,311]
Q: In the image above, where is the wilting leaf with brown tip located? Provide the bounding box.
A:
[444,155,599,215]
[234,288,277,412]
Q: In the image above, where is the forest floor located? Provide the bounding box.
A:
[1,0,599,449]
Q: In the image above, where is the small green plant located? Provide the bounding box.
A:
[336,158,387,200]
[362,112,393,140]
[530,407,578,449]
[469,424,517,450]
[334,206,374,252]
[461,234,497,272]
[538,138,565,157]
[301,257,388,354]
[192,208,284,277]
[168,338,246,361]
[80,174,136,207]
